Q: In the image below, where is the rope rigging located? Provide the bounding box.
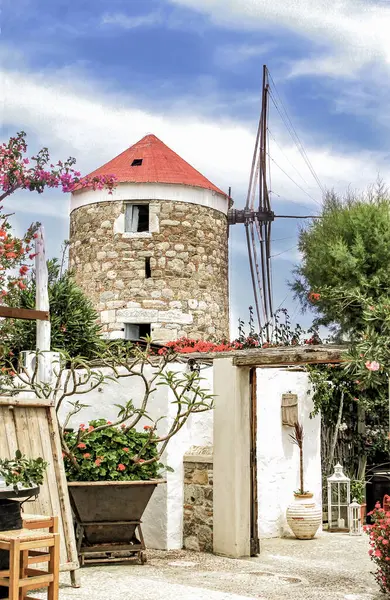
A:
[228,65,324,336]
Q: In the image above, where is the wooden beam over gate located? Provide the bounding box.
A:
[183,344,346,368]
[232,344,345,367]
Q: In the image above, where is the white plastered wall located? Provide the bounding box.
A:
[71,182,228,215]
[57,362,213,550]
[56,361,320,549]
[256,368,322,538]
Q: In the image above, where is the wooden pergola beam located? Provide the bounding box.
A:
[233,345,345,367]
[0,306,50,321]
[180,344,346,368]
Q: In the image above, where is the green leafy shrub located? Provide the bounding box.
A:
[64,420,163,482]
[2,258,103,360]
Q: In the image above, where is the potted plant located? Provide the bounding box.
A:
[0,450,47,530]
[286,422,322,539]
[64,416,165,559]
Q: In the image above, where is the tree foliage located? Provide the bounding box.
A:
[292,184,390,337]
[308,364,389,477]
[295,185,390,488]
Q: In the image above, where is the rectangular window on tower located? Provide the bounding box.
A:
[124,323,151,341]
[125,203,150,233]
[145,257,151,278]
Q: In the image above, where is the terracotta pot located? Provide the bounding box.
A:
[286,493,322,540]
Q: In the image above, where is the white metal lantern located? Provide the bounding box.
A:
[327,463,351,531]
[348,498,362,536]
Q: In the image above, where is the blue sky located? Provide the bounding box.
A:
[1,0,389,337]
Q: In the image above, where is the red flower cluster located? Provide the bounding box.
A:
[365,502,390,593]
[157,336,265,355]
[0,221,36,298]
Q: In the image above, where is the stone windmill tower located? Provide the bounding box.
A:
[69,134,230,343]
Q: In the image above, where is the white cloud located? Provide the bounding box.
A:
[168,0,390,78]
[214,43,272,69]
[101,12,162,29]
[2,61,386,332]
[1,63,389,222]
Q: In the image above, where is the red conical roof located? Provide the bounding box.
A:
[80,134,227,196]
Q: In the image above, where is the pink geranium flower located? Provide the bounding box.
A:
[365,360,380,371]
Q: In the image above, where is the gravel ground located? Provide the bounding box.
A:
[35,533,384,600]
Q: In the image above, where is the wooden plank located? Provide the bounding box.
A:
[28,408,53,518]
[34,409,58,523]
[47,407,79,571]
[1,407,18,456]
[249,368,259,556]
[0,399,79,575]
[0,307,49,321]
[0,407,10,457]
[0,397,54,407]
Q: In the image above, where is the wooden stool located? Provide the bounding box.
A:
[22,515,58,566]
[0,528,59,600]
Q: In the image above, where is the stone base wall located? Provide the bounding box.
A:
[183,447,213,552]
[69,197,229,342]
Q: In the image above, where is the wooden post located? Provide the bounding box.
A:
[35,226,51,383]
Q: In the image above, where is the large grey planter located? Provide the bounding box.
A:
[68,480,165,564]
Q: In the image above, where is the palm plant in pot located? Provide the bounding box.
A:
[286,422,322,540]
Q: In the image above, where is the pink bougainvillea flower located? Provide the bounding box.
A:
[106,421,112,425]
[77,443,86,450]
[84,453,91,459]
[117,464,126,471]
[123,447,129,452]
[88,425,94,432]
[144,425,152,431]
[94,459,101,466]
[138,459,145,464]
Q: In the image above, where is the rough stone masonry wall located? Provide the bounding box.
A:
[69,199,229,341]
[183,448,213,552]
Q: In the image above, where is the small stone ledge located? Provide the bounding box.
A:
[184,445,213,464]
